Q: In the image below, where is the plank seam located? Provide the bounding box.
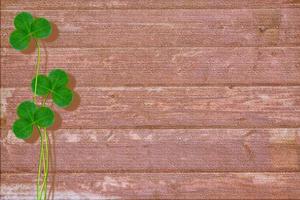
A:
[1,8,300,11]
[2,171,300,174]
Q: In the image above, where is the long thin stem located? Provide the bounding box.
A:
[42,96,49,199]
[33,39,49,200]
[39,129,47,198]
[33,39,43,200]
[33,40,41,104]
[36,127,44,200]
[43,129,49,199]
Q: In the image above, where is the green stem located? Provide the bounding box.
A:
[39,129,47,199]
[36,127,44,200]
[34,40,49,200]
[33,39,43,200]
[42,96,49,199]
[33,40,41,104]
[43,129,49,199]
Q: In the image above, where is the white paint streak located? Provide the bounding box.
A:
[270,130,298,144]
[0,88,14,118]
[145,134,153,141]
[1,185,120,200]
[251,174,278,185]
[2,131,24,144]
[102,176,130,192]
[129,133,142,140]
[259,94,270,101]
[129,133,153,141]
[56,130,99,143]
[172,50,203,62]
[63,134,81,143]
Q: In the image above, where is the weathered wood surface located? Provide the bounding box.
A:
[1,47,300,87]
[1,173,300,199]
[1,129,299,172]
[1,0,300,199]
[1,9,300,48]
[2,87,300,129]
[2,0,300,10]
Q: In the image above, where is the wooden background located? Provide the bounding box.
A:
[1,0,300,199]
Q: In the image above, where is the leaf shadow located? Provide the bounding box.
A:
[48,111,62,131]
[66,73,80,112]
[44,22,59,43]
[24,127,39,144]
[21,40,36,54]
[48,131,57,200]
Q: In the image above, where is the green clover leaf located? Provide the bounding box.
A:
[48,69,69,89]
[12,101,55,139]
[9,12,52,51]
[52,87,73,108]
[49,69,73,108]
[34,107,55,128]
[14,12,34,33]
[31,18,52,39]
[31,75,51,96]
[17,100,37,120]
[9,30,31,51]
[12,118,34,139]
[31,69,74,108]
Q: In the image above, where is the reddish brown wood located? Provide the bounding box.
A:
[1,47,300,87]
[1,129,299,172]
[1,9,300,48]
[1,1,300,199]
[1,0,300,10]
[2,87,300,129]
[1,172,300,199]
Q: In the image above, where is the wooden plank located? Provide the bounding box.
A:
[1,172,300,199]
[1,9,299,48]
[1,0,300,10]
[1,129,299,172]
[1,87,300,130]
[1,47,300,87]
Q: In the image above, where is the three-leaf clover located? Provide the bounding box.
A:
[32,69,73,108]
[12,101,55,139]
[9,12,52,51]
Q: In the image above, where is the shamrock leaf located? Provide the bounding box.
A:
[31,69,73,108]
[9,30,31,51]
[14,12,33,33]
[31,75,51,96]
[48,69,68,89]
[9,12,52,51]
[34,107,55,128]
[12,101,55,139]
[31,18,52,39]
[12,118,33,139]
[17,100,37,120]
[52,87,73,108]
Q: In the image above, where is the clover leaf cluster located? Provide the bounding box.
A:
[13,101,54,139]
[12,69,73,139]
[32,69,73,108]
[13,69,73,139]
[10,11,76,200]
[10,12,52,50]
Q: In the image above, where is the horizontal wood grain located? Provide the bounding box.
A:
[1,172,300,199]
[1,9,300,47]
[2,87,300,129]
[1,0,300,10]
[1,129,299,172]
[1,47,300,87]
